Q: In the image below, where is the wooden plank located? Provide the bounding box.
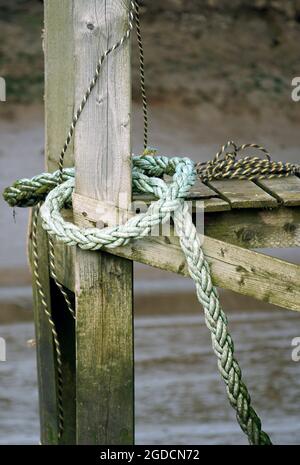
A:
[73,191,230,225]
[256,176,300,206]
[202,197,231,212]
[164,175,219,199]
[205,207,300,248]
[73,192,133,228]
[206,179,278,208]
[133,193,230,212]
[28,214,76,445]
[104,234,300,312]
[188,178,223,199]
[73,0,134,445]
[28,210,60,445]
[27,1,77,445]
[45,0,75,172]
[75,249,133,444]
[52,228,300,313]
[164,176,231,211]
[45,0,76,444]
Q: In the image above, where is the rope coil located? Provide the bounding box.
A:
[196,141,299,182]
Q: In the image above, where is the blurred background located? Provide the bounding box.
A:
[1,0,300,445]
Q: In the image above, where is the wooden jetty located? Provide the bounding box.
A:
[29,0,300,445]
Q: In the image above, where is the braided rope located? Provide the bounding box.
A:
[4,146,300,209]
[5,154,276,444]
[3,168,74,208]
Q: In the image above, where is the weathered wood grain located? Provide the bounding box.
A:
[133,193,230,213]
[104,234,300,312]
[28,1,77,445]
[28,210,60,444]
[28,215,76,445]
[75,249,133,445]
[73,192,134,228]
[52,228,300,312]
[205,207,300,248]
[45,0,75,171]
[73,0,134,445]
[74,3,131,201]
[206,179,278,208]
[255,176,300,207]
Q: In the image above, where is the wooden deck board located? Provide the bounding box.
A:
[255,176,300,206]
[133,193,230,212]
[205,179,279,208]
[133,175,300,212]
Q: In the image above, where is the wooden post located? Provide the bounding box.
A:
[29,211,60,444]
[73,1,134,444]
[29,0,76,444]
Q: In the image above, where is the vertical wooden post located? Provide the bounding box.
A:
[73,1,134,444]
[30,212,60,444]
[30,0,76,444]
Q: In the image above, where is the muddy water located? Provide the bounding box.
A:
[1,307,300,445]
[1,104,300,444]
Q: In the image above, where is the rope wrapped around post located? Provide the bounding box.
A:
[3,154,274,445]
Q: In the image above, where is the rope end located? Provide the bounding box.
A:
[142,146,157,157]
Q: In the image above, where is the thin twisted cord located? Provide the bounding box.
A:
[135,0,148,151]
[32,205,64,440]
[196,141,299,182]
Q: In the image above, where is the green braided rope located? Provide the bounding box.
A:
[4,146,299,208]
[3,168,74,208]
[3,153,274,445]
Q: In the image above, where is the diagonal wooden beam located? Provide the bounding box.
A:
[53,229,300,313]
